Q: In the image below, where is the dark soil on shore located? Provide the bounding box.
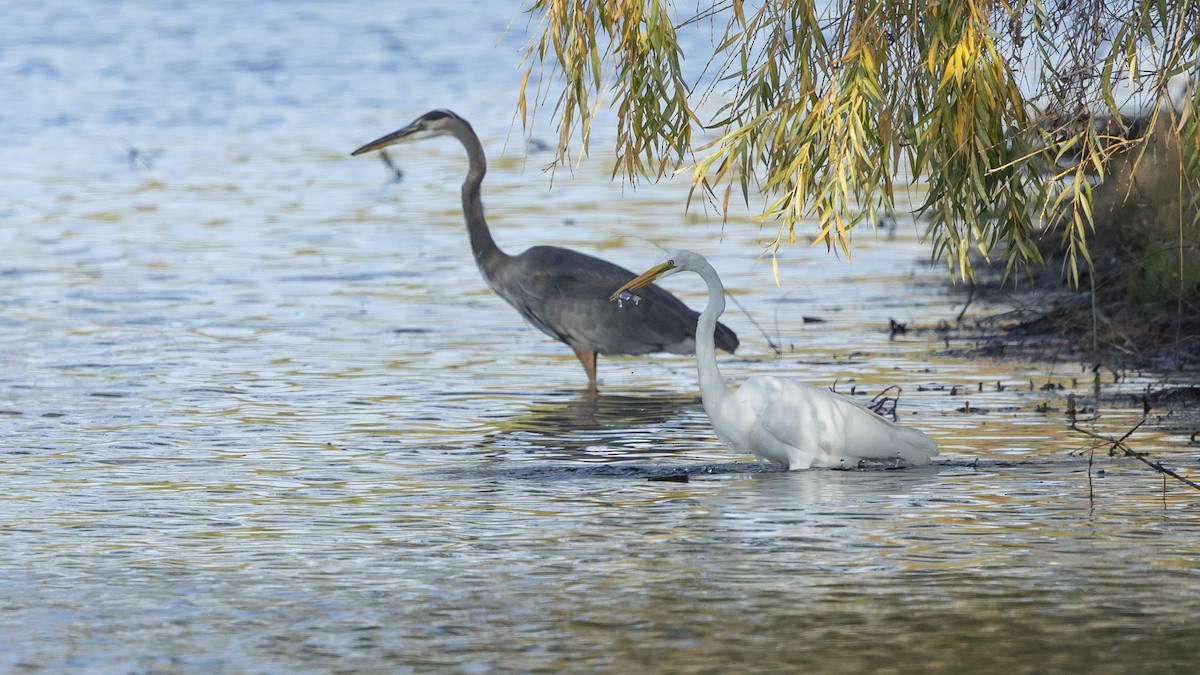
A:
[937,264,1200,438]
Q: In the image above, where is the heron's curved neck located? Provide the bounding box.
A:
[693,259,730,407]
[453,126,505,267]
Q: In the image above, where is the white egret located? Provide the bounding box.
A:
[612,250,939,470]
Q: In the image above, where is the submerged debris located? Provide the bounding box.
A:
[647,473,689,483]
[378,149,404,183]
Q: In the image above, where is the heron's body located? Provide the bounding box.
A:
[614,250,938,470]
[352,110,737,388]
[488,245,715,357]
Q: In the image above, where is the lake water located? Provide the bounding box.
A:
[3,1,1199,672]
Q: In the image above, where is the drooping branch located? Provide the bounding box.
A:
[520,0,1200,282]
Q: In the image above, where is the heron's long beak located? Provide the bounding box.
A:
[350,123,420,156]
[609,261,676,301]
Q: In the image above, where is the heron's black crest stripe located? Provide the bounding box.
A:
[425,109,461,123]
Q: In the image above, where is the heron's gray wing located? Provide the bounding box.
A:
[499,246,735,356]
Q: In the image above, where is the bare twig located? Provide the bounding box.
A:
[378,149,404,183]
[1070,418,1200,491]
[122,142,158,170]
[1087,441,1095,506]
[727,293,780,356]
[956,282,975,323]
[868,385,902,421]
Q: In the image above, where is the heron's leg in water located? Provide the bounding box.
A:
[570,344,598,389]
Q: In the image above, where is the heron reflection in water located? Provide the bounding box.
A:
[351,110,738,390]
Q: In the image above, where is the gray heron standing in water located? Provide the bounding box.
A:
[351,109,738,389]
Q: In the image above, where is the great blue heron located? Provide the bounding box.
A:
[351,110,738,389]
[612,250,938,469]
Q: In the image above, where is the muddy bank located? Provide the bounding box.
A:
[936,112,1199,378]
[943,274,1197,373]
[934,270,1200,437]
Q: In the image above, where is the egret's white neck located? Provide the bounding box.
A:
[691,258,730,408]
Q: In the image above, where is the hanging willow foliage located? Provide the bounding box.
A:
[518,0,1200,283]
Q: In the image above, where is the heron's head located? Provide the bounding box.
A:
[609,251,692,301]
[351,109,469,156]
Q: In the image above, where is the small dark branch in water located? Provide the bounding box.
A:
[648,473,689,483]
[868,385,903,421]
[727,292,780,356]
[378,149,404,183]
[956,282,975,323]
[1070,419,1200,492]
[878,214,898,238]
[124,144,158,170]
[1143,457,1200,491]
[888,318,907,339]
[1087,441,1096,507]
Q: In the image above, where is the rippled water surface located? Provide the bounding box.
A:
[3,2,1200,673]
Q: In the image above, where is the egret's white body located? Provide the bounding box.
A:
[614,250,938,470]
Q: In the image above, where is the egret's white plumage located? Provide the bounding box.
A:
[612,250,938,470]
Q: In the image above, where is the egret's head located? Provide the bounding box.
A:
[351,109,469,156]
[609,252,690,301]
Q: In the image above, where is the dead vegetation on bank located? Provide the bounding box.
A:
[946,111,1200,375]
[927,118,1200,490]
